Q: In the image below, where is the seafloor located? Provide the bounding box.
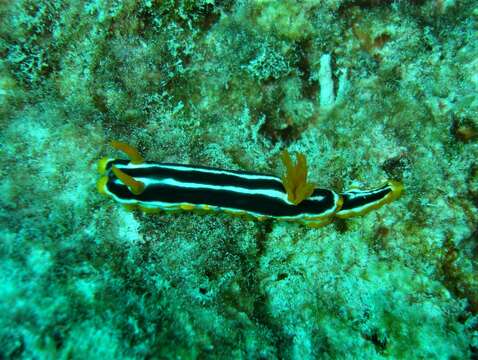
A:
[1,0,477,358]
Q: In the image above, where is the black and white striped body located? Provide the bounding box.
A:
[336,182,400,219]
[100,159,342,226]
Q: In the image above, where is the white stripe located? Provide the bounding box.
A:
[113,177,341,213]
[116,162,282,182]
[308,195,326,201]
[342,186,389,200]
[114,177,289,202]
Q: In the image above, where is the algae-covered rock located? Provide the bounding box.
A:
[0,0,477,358]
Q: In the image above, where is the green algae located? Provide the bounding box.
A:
[0,0,477,358]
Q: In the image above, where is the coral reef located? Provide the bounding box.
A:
[0,0,477,358]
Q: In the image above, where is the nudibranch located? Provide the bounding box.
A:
[97,141,403,227]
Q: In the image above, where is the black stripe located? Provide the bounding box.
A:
[107,179,336,217]
[109,160,286,192]
[340,185,391,210]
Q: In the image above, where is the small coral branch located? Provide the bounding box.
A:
[318,53,348,111]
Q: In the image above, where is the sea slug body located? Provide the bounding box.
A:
[97,142,403,228]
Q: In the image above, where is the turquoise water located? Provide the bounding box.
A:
[1,1,477,358]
